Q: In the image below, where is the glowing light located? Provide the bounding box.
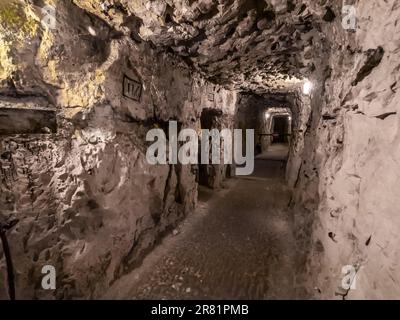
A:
[265,112,271,120]
[288,116,292,121]
[303,80,313,95]
[88,26,97,36]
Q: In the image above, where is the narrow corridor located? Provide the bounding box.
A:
[1,0,398,302]
[105,144,295,300]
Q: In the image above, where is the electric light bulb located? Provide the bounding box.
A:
[303,81,313,95]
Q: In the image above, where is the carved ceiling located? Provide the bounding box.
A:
[75,0,334,94]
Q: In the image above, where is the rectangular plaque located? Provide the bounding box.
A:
[123,75,142,102]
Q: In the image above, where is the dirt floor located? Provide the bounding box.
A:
[104,144,297,299]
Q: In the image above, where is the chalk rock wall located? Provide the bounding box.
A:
[235,94,265,152]
[293,0,400,299]
[198,107,235,190]
[0,0,237,299]
[73,0,332,93]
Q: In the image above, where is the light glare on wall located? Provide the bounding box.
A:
[87,26,97,36]
[303,80,313,95]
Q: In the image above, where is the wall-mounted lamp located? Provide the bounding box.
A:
[265,112,271,120]
[87,26,97,36]
[288,116,292,121]
[303,80,313,95]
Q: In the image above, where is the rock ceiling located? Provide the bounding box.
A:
[75,0,332,94]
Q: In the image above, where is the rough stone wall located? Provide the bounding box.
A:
[235,94,263,150]
[293,0,400,299]
[2,0,398,301]
[198,107,235,190]
[286,93,311,188]
[0,0,237,299]
[72,0,334,94]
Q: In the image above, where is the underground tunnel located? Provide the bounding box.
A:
[0,0,399,302]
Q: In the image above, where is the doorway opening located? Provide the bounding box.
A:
[272,115,290,144]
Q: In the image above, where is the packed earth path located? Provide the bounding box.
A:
[105,144,298,299]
